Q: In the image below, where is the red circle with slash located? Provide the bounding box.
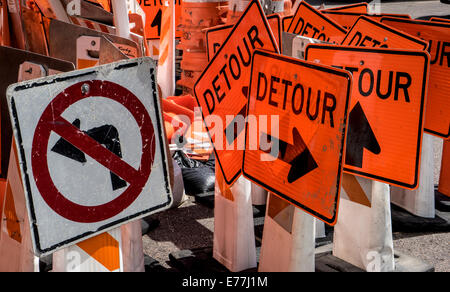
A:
[32,80,155,223]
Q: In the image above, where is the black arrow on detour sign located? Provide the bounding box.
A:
[224,86,249,145]
[345,101,381,168]
[261,127,318,183]
[51,119,127,191]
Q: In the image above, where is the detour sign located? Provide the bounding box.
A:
[380,17,450,139]
[243,50,352,225]
[287,1,347,44]
[341,16,428,50]
[205,14,282,62]
[194,0,279,185]
[306,45,430,189]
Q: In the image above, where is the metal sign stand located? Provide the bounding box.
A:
[213,168,257,272]
[333,179,395,272]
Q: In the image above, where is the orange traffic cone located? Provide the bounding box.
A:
[162,99,195,122]
[177,0,227,95]
[167,95,196,111]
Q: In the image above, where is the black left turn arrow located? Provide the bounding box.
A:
[51,119,127,191]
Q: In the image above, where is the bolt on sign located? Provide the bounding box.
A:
[243,50,352,225]
[194,0,279,185]
[140,0,182,39]
[341,16,427,50]
[287,1,347,44]
[380,18,450,139]
[205,13,282,62]
[7,58,172,255]
[306,45,430,189]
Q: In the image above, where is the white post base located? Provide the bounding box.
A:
[53,227,124,272]
[213,175,256,272]
[258,194,315,272]
[390,133,435,218]
[251,183,267,206]
[120,220,145,272]
[333,179,394,272]
[315,219,326,239]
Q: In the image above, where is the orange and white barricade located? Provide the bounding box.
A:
[157,0,176,98]
[53,230,124,272]
[53,221,144,272]
[70,16,116,34]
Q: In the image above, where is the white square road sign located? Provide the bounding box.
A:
[7,57,172,256]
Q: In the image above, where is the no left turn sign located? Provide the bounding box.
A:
[7,58,172,255]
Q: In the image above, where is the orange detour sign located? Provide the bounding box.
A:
[380,17,450,139]
[323,2,368,14]
[305,45,430,189]
[243,50,352,224]
[321,11,410,30]
[194,0,279,185]
[287,1,347,44]
[341,16,428,50]
[205,24,233,62]
[205,14,282,62]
